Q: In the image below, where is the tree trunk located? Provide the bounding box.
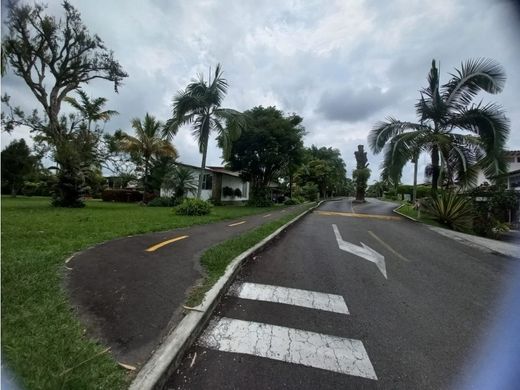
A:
[289,173,293,199]
[431,146,439,195]
[197,142,208,200]
[143,158,149,202]
[11,183,17,197]
[412,153,418,202]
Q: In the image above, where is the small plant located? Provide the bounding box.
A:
[175,198,212,215]
[147,196,177,207]
[234,188,242,197]
[284,198,300,205]
[222,186,234,197]
[424,191,473,231]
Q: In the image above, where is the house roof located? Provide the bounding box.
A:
[505,150,520,156]
[176,162,241,177]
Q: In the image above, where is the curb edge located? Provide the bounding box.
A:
[129,201,323,390]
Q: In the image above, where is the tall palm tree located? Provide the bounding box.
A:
[165,63,245,199]
[64,90,119,131]
[369,58,510,194]
[118,113,178,200]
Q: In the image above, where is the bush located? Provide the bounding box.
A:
[147,196,177,207]
[424,191,473,231]
[101,189,142,203]
[284,198,300,205]
[234,188,242,197]
[247,196,274,207]
[222,186,234,197]
[175,198,212,215]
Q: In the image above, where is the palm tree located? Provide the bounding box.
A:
[369,58,510,195]
[64,90,119,132]
[118,113,178,201]
[162,165,198,201]
[165,64,245,199]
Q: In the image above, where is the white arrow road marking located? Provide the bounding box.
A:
[228,282,349,314]
[332,224,387,279]
[199,317,378,380]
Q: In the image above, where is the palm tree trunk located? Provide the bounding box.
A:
[143,158,149,202]
[431,146,439,195]
[412,153,418,202]
[197,142,208,199]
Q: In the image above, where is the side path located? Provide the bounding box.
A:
[65,204,309,368]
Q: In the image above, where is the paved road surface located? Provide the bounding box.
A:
[66,204,308,367]
[165,198,516,389]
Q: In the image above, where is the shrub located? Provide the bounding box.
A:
[284,198,300,205]
[233,188,242,197]
[147,196,177,207]
[222,186,234,197]
[101,189,142,203]
[424,191,473,231]
[247,196,274,207]
[175,198,212,216]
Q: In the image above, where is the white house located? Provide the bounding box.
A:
[476,150,520,190]
[160,162,250,203]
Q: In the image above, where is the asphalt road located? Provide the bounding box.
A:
[65,204,308,367]
[164,198,517,389]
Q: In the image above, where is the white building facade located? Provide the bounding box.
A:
[160,163,249,203]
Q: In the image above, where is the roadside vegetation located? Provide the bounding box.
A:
[1,196,290,389]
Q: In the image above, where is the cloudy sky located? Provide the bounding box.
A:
[2,0,520,183]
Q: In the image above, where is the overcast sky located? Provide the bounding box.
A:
[2,0,519,184]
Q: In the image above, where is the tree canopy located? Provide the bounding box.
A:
[224,106,305,201]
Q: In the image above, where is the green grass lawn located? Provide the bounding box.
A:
[396,203,443,228]
[1,196,288,389]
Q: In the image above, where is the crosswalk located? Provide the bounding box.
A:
[197,281,378,381]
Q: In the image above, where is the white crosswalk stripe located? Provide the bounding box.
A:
[227,282,350,314]
[199,317,378,380]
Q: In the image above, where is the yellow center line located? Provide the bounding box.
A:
[228,221,246,227]
[367,230,410,262]
[316,210,401,221]
[145,235,189,252]
[263,214,272,218]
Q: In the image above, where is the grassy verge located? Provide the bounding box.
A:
[186,203,315,307]
[1,196,287,390]
[396,203,443,228]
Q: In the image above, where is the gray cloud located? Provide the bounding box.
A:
[316,87,398,122]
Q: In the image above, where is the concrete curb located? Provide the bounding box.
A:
[129,201,323,390]
[392,204,419,222]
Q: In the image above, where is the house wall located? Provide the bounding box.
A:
[475,154,520,186]
[160,165,249,202]
[222,175,249,201]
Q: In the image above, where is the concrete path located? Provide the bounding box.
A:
[65,204,308,368]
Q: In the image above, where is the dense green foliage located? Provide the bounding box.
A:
[1,139,39,195]
[224,106,305,202]
[295,145,348,198]
[370,58,509,194]
[175,198,212,215]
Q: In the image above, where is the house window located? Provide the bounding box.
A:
[201,174,212,190]
[242,182,247,197]
[517,156,520,163]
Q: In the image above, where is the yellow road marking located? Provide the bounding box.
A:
[145,235,189,252]
[228,221,246,227]
[367,230,410,262]
[263,214,272,218]
[316,211,401,221]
